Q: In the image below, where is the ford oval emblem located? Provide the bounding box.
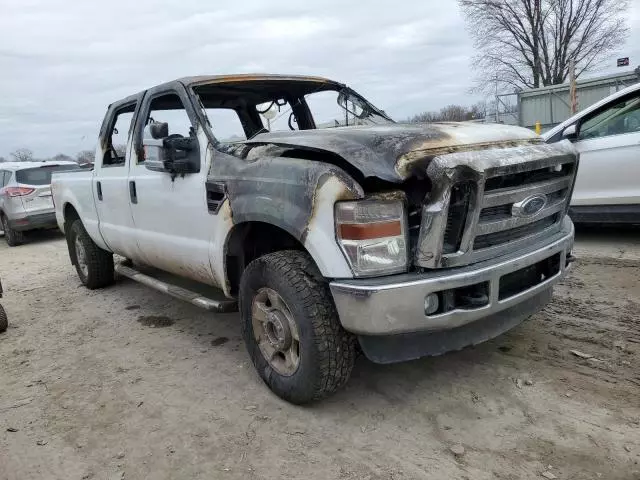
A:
[512,194,548,218]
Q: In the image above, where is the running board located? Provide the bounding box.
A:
[115,263,237,313]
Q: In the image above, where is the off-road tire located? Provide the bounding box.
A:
[1,214,25,247]
[239,250,356,404]
[0,304,7,333]
[69,219,114,289]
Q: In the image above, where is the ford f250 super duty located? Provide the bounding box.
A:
[52,74,577,404]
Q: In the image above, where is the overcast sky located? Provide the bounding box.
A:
[1,0,638,158]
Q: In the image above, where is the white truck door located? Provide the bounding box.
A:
[127,88,218,286]
[94,100,143,261]
[572,90,640,206]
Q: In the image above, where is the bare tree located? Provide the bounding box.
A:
[76,150,95,165]
[470,100,489,119]
[459,0,629,92]
[10,148,34,162]
[0,156,6,163]
[407,103,486,123]
[52,153,74,163]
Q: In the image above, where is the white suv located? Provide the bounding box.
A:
[0,161,79,246]
[544,82,640,224]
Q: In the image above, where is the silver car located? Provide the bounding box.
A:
[0,161,80,246]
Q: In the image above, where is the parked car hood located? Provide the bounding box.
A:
[243,122,541,181]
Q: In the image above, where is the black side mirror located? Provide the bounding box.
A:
[150,122,169,139]
[160,135,198,177]
[143,124,200,177]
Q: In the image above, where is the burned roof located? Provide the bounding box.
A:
[109,74,344,110]
[179,73,341,88]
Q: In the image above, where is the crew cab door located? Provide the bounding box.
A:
[128,85,217,285]
[571,89,640,206]
[94,95,143,261]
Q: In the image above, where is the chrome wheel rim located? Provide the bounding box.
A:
[75,237,88,278]
[251,287,300,376]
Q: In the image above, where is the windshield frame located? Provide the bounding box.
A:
[188,79,394,146]
[335,87,394,125]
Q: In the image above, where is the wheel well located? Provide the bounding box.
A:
[225,222,305,296]
[63,203,80,229]
[62,204,82,265]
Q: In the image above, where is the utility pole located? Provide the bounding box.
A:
[569,58,577,114]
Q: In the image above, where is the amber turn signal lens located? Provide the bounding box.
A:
[338,220,402,240]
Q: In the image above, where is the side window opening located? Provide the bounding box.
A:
[104,104,136,167]
[305,90,349,128]
[204,108,246,142]
[141,93,194,163]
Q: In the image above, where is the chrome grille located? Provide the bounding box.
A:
[413,141,578,270]
[473,167,574,252]
[473,214,559,250]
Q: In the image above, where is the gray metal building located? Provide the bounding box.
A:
[515,69,640,130]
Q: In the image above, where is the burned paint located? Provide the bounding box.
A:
[303,175,361,277]
[241,123,542,183]
[365,190,408,203]
[241,124,449,182]
[208,145,362,244]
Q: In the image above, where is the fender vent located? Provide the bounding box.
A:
[206,181,227,214]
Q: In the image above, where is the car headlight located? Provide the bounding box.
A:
[335,200,408,277]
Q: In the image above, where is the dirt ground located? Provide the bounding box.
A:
[0,228,638,480]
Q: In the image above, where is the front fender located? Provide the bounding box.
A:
[212,152,363,280]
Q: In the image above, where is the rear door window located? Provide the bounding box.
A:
[15,165,80,185]
[103,103,137,167]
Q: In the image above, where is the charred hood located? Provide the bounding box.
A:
[241,123,542,182]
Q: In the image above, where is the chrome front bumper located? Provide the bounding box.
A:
[330,217,574,336]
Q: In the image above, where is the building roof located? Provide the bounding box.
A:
[519,69,640,97]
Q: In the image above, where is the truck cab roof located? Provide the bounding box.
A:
[110,74,344,108]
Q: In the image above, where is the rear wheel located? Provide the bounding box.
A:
[69,219,114,289]
[239,250,356,404]
[0,304,7,333]
[1,215,25,247]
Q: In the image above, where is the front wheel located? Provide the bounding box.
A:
[2,215,25,247]
[68,219,114,289]
[239,250,356,404]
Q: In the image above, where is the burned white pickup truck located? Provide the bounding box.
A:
[52,75,577,403]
